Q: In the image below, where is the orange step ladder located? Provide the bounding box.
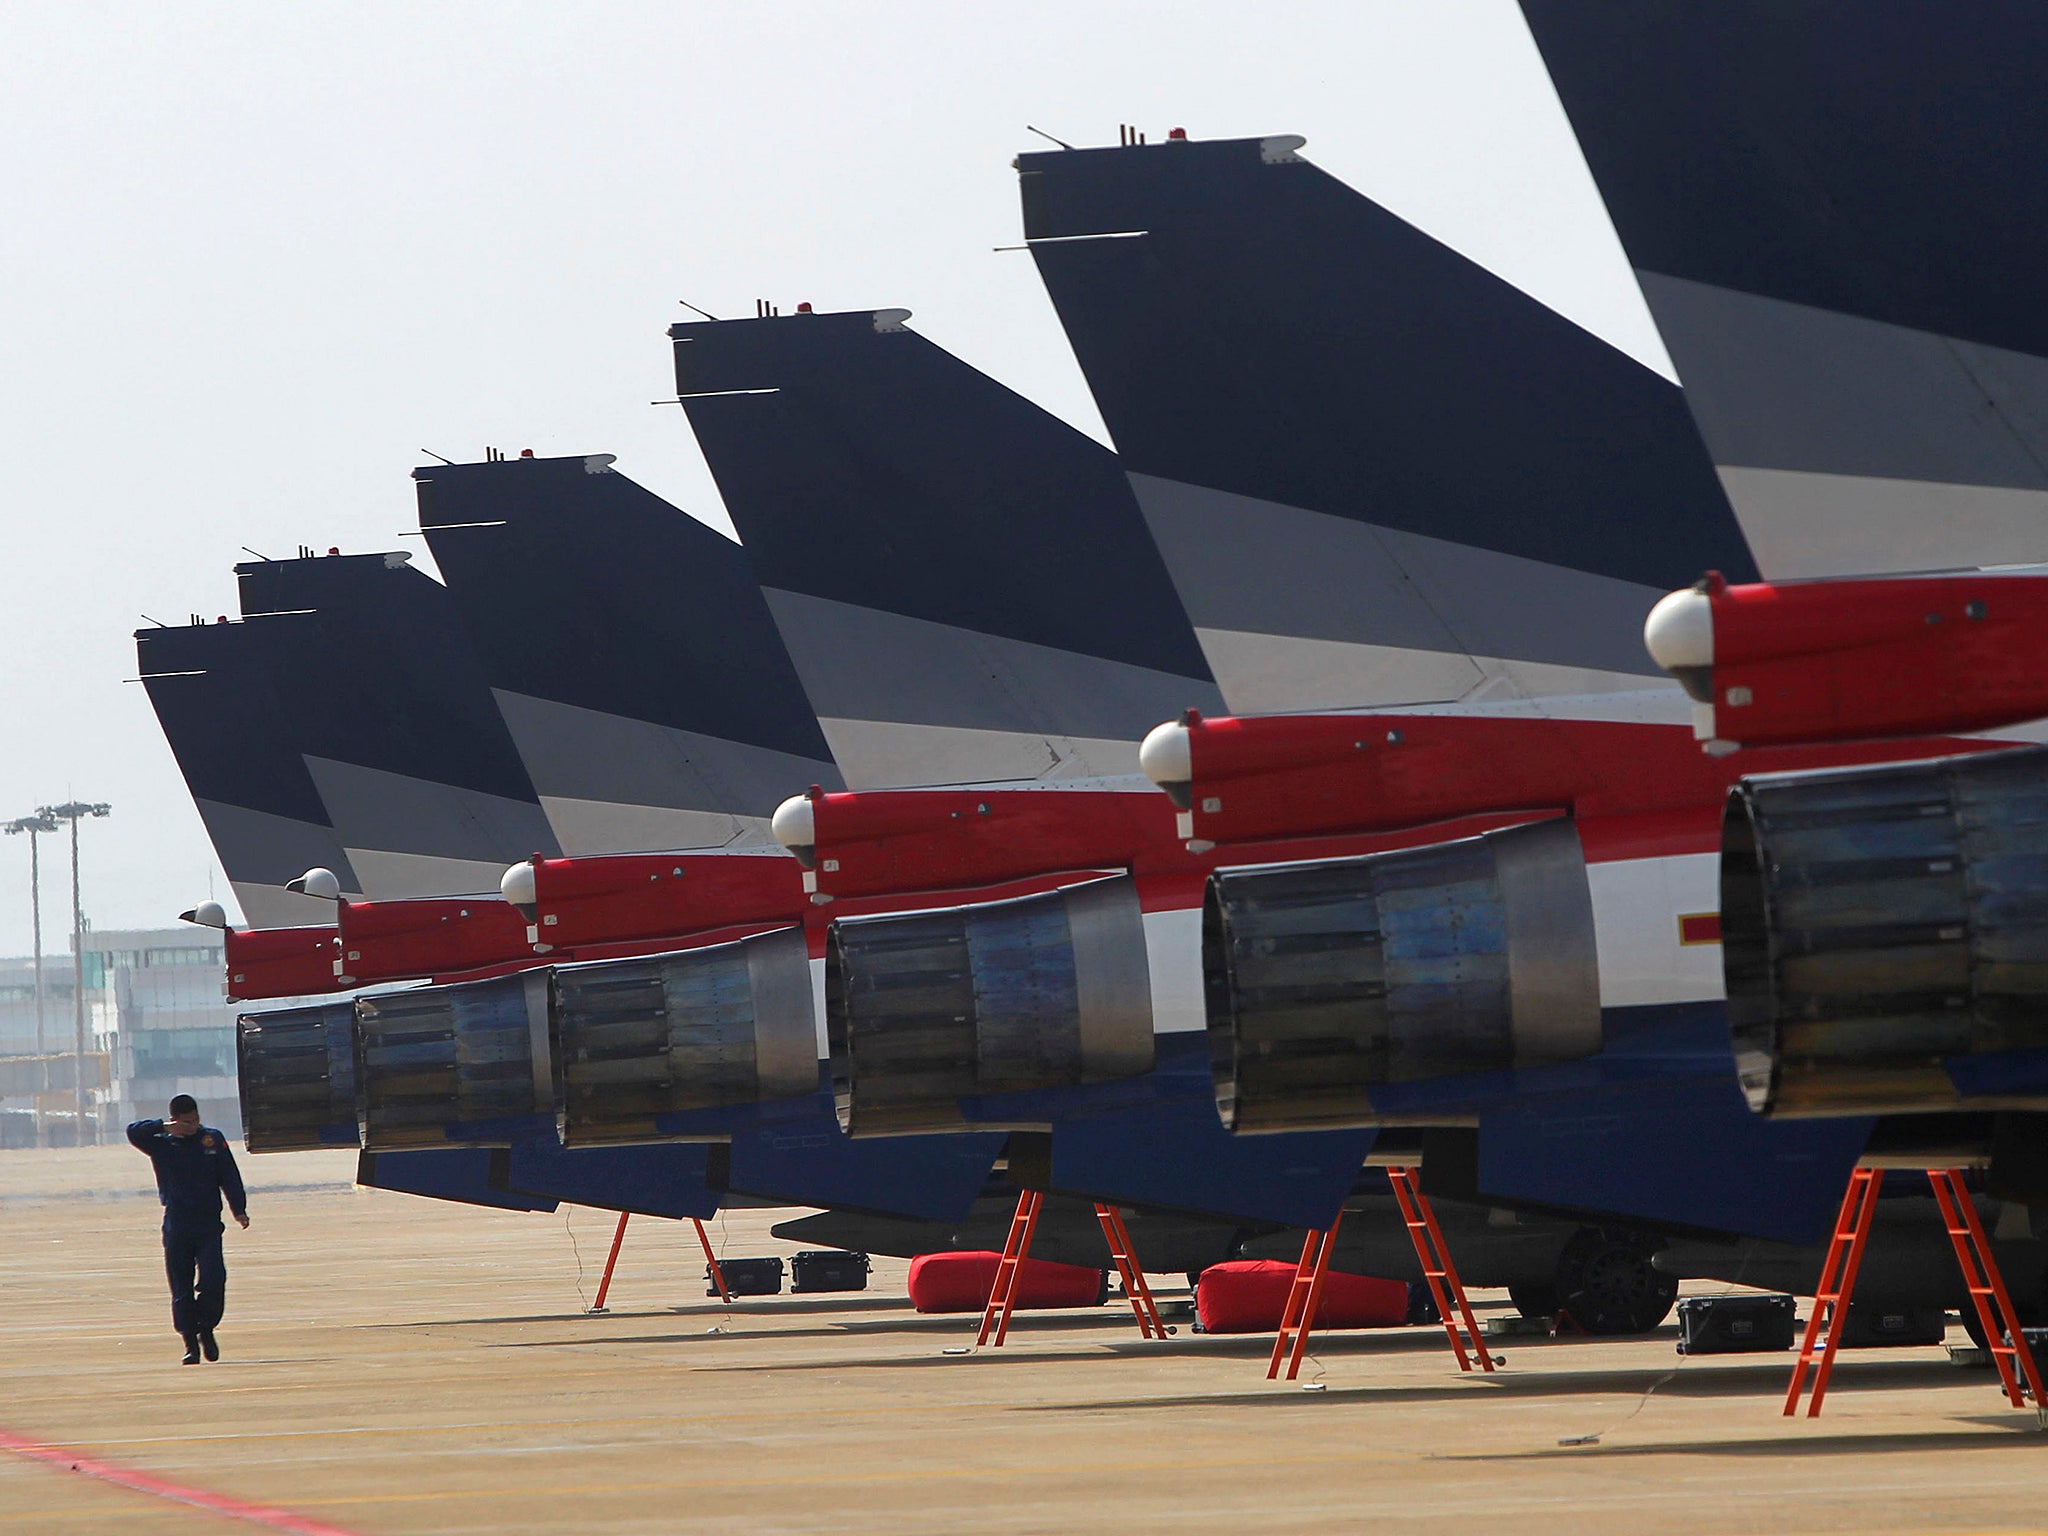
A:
[1095,1203,1167,1339]
[1787,1167,2043,1417]
[976,1190,1046,1347]
[1928,1169,2044,1410]
[1785,1166,1883,1416]
[1387,1166,1496,1374]
[1268,1211,1346,1380]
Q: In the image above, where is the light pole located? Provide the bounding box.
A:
[3,813,58,1058]
[41,802,109,1143]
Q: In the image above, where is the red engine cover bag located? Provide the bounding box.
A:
[906,1251,1107,1313]
[1195,1259,1409,1334]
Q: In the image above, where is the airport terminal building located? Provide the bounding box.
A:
[85,927,241,1139]
[0,926,244,1145]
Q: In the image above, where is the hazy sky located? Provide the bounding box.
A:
[0,0,1665,952]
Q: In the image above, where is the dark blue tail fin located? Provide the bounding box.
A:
[1018,134,1755,717]
[137,618,361,928]
[415,453,842,854]
[671,309,1223,788]
[236,552,559,897]
[1520,1,2048,580]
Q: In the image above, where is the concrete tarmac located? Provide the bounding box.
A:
[2,1145,2043,1535]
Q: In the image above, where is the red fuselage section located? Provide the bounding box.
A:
[1679,573,2048,747]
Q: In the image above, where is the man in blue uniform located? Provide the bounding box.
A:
[127,1095,250,1364]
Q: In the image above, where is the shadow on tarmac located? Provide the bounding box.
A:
[367,1294,928,1328]
[1007,1356,1991,1412]
[1444,1424,2048,1460]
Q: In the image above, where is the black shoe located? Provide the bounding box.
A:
[181,1335,201,1365]
[199,1330,219,1362]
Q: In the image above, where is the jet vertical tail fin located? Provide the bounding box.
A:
[416,454,842,854]
[1520,1,2048,581]
[137,619,361,929]
[236,552,560,898]
[671,309,1223,789]
[1018,134,1756,719]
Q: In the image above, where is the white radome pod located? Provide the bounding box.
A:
[1643,587,1715,673]
[284,866,342,902]
[1138,719,1194,807]
[499,859,537,913]
[771,794,817,865]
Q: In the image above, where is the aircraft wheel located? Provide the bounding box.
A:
[1554,1228,1678,1335]
[1958,1272,2047,1352]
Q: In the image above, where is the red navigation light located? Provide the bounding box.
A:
[519,448,534,458]
[1168,127,1188,140]
[326,546,339,556]
[796,302,814,313]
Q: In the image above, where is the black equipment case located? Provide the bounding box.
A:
[709,1257,785,1297]
[1839,1304,1947,1347]
[790,1249,872,1294]
[1676,1293,1797,1354]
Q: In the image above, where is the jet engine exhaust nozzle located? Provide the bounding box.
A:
[1204,818,1601,1133]
[1723,744,2048,1118]
[826,875,1155,1137]
[354,970,554,1150]
[236,1001,360,1153]
[552,927,817,1146]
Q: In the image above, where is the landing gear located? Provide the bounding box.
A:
[1406,1280,1442,1326]
[1961,1306,1991,1352]
[1553,1227,1678,1335]
[1508,1282,1560,1321]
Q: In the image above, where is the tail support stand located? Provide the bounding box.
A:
[693,1217,732,1305]
[588,1211,631,1314]
[1095,1203,1168,1339]
[1268,1210,1345,1381]
[1387,1167,1496,1373]
[589,1213,733,1313]
[976,1190,1045,1348]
